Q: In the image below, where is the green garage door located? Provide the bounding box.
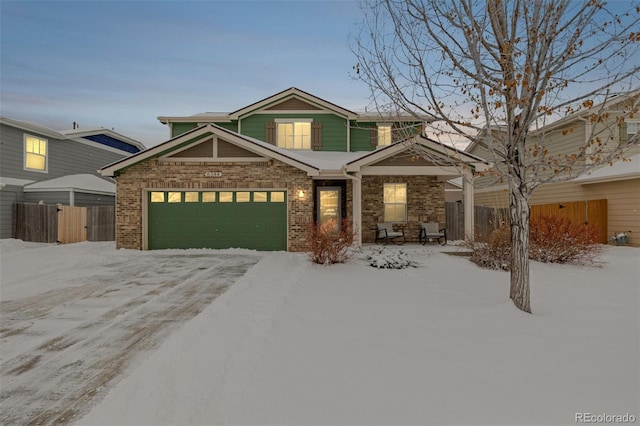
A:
[148,190,287,250]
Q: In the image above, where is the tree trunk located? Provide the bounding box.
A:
[509,184,532,313]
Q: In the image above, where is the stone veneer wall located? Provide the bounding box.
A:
[114,158,314,251]
[361,175,445,243]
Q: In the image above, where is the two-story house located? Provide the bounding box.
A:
[466,91,640,245]
[101,87,488,251]
[0,117,145,238]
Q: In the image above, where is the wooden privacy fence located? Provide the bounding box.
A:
[12,203,115,244]
[445,203,508,241]
[445,199,607,243]
[530,199,608,244]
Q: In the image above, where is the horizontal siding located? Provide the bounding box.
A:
[1,124,132,181]
[24,192,70,205]
[350,122,375,151]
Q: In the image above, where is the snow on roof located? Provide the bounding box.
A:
[23,174,115,194]
[0,177,37,187]
[573,153,640,184]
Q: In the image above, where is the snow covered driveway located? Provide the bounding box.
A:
[0,240,260,425]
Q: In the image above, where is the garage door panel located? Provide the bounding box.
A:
[148,191,287,250]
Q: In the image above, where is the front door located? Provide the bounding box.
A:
[317,187,341,232]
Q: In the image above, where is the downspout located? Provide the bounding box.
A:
[342,166,362,247]
[347,117,351,152]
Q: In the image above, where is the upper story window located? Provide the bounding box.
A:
[378,124,392,147]
[276,119,312,150]
[627,121,639,140]
[383,183,407,222]
[24,134,48,172]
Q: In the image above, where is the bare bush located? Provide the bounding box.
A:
[530,216,603,265]
[306,219,356,265]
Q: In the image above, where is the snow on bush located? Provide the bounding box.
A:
[365,247,421,269]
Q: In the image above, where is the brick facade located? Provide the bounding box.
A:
[115,158,445,251]
[115,158,313,251]
[361,175,445,243]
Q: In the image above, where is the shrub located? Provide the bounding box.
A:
[465,215,603,271]
[464,225,511,271]
[306,219,356,265]
[365,247,420,269]
[529,215,603,265]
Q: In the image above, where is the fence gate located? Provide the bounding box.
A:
[57,206,87,244]
[530,199,608,244]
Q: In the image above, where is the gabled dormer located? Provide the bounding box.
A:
[158,87,432,153]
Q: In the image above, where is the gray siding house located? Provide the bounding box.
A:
[0,117,145,238]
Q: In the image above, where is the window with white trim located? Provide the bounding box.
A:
[627,122,639,140]
[276,119,312,150]
[378,124,392,147]
[24,134,48,172]
[383,183,407,222]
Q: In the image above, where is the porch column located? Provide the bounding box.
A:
[463,171,474,241]
[353,173,362,247]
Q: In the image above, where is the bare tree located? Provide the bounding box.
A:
[351,0,640,313]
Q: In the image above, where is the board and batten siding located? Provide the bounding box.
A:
[239,113,350,151]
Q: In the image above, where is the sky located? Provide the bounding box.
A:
[1,1,371,147]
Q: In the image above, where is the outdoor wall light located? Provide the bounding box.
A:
[297,190,305,199]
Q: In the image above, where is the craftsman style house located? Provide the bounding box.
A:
[0,117,145,239]
[102,88,488,251]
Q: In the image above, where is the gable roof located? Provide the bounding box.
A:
[157,87,435,125]
[101,124,490,178]
[466,89,640,153]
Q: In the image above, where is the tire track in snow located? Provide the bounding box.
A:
[0,253,259,426]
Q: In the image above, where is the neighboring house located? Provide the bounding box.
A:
[102,87,489,251]
[0,117,145,238]
[466,91,640,246]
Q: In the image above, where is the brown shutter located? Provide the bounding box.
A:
[265,122,276,145]
[370,127,378,147]
[311,122,322,150]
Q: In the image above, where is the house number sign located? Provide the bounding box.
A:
[204,171,223,178]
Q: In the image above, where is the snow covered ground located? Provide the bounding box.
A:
[2,240,638,425]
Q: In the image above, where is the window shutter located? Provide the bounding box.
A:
[311,122,322,150]
[265,122,276,145]
[370,127,378,147]
[619,122,628,145]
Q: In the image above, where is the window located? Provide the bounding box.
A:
[383,183,407,222]
[151,192,165,203]
[627,122,639,140]
[276,119,311,149]
[271,192,285,202]
[24,134,48,172]
[378,125,392,147]
[236,192,250,202]
[184,192,199,202]
[202,192,216,203]
[168,192,181,203]
[219,192,233,202]
[254,192,267,202]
